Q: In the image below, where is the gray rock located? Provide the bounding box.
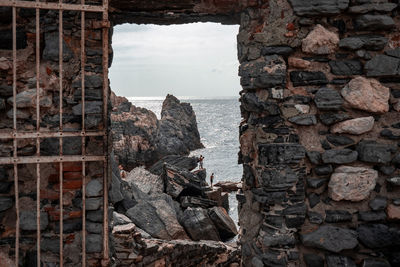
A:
[85,197,102,211]
[257,166,299,191]
[307,151,321,165]
[149,155,198,176]
[290,71,328,87]
[314,87,343,110]
[319,112,350,125]
[43,32,74,61]
[365,54,400,77]
[72,75,103,89]
[301,225,358,252]
[289,114,317,125]
[72,101,102,116]
[87,222,102,234]
[349,3,397,13]
[326,135,355,146]
[314,165,333,176]
[307,177,327,189]
[262,233,296,248]
[309,193,320,208]
[208,206,238,241]
[369,197,387,211]
[329,60,363,76]
[362,258,391,267]
[304,254,324,267]
[258,143,305,165]
[358,211,386,222]
[326,255,356,267]
[20,211,49,231]
[86,179,103,197]
[0,196,13,212]
[41,238,60,253]
[357,224,394,248]
[308,211,324,224]
[322,149,358,164]
[239,55,286,89]
[325,210,352,223]
[112,211,132,226]
[0,182,11,194]
[181,207,220,241]
[357,141,394,164]
[41,137,81,156]
[0,98,5,110]
[385,48,400,58]
[261,46,294,57]
[87,210,103,222]
[181,196,218,209]
[125,166,164,196]
[240,92,280,115]
[355,14,395,30]
[86,234,102,253]
[387,177,400,186]
[288,0,349,16]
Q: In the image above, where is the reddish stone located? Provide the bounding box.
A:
[63,180,83,190]
[41,189,60,200]
[302,24,339,55]
[65,234,75,244]
[63,172,82,180]
[286,23,295,31]
[46,67,52,75]
[55,162,83,172]
[331,117,374,135]
[387,204,400,220]
[288,57,311,69]
[48,210,82,221]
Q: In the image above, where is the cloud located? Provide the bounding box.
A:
[110,22,240,97]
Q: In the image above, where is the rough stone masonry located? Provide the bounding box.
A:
[0,0,400,266]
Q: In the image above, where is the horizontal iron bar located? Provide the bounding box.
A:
[0,131,106,139]
[0,0,105,12]
[0,155,105,165]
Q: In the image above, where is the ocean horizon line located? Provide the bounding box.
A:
[127,95,239,101]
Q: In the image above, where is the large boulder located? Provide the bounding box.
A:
[149,155,198,175]
[124,166,164,196]
[180,207,220,241]
[208,207,238,241]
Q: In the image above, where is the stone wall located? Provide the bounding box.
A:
[237,0,400,266]
[0,3,110,265]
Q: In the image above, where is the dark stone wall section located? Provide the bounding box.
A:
[238,0,400,266]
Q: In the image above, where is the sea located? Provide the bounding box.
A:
[128,96,242,225]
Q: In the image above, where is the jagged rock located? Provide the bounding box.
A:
[124,166,164,195]
[314,87,343,110]
[355,14,395,30]
[290,71,328,86]
[302,25,339,55]
[365,55,400,77]
[181,196,217,209]
[288,114,317,125]
[321,149,358,164]
[181,207,220,241]
[329,60,363,76]
[288,0,349,16]
[339,35,388,51]
[357,141,394,164]
[326,255,356,267]
[319,112,350,125]
[359,211,386,222]
[331,116,374,135]
[325,210,352,223]
[326,135,355,146]
[357,224,394,248]
[126,199,188,240]
[208,206,238,241]
[149,155,198,176]
[369,197,387,211]
[341,77,390,113]
[156,94,203,156]
[301,225,358,253]
[162,164,206,199]
[239,55,287,89]
[304,254,324,267]
[329,166,378,202]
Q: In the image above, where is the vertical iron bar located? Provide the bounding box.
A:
[101,0,109,265]
[35,4,41,266]
[12,7,19,266]
[58,5,64,266]
[81,2,86,265]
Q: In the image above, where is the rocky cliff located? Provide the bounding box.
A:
[111,93,203,170]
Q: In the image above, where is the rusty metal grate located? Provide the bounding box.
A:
[0,0,110,265]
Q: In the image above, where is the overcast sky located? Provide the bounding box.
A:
[109,23,240,97]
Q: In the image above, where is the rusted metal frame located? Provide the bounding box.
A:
[0,155,106,165]
[101,0,110,264]
[0,0,105,12]
[35,4,41,266]
[81,2,87,264]
[12,6,20,266]
[59,5,64,266]
[0,130,106,139]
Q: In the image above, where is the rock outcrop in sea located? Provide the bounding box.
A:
[111,93,203,171]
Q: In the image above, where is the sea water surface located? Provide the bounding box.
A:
[128,96,242,225]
